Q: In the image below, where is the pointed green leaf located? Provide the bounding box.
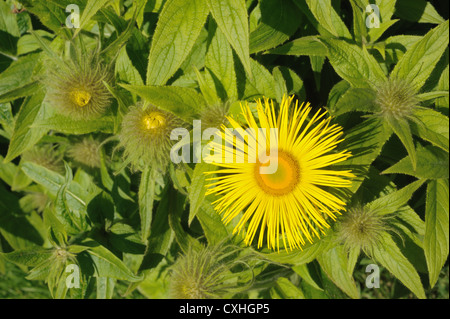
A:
[146,0,209,85]
[410,107,449,153]
[205,22,237,99]
[329,87,376,116]
[386,116,417,170]
[391,20,449,91]
[85,243,142,282]
[120,84,206,121]
[195,200,229,245]
[34,114,115,135]
[21,162,89,213]
[292,264,323,291]
[320,37,387,89]
[303,0,351,38]
[395,0,445,24]
[189,162,213,225]
[336,118,392,193]
[74,0,114,37]
[382,144,449,179]
[242,58,277,99]
[207,0,252,76]
[424,179,449,288]
[317,245,360,299]
[0,248,53,267]
[271,277,305,299]
[366,179,425,216]
[372,232,426,299]
[267,36,327,56]
[139,167,157,242]
[260,236,333,266]
[4,90,47,162]
[249,0,302,53]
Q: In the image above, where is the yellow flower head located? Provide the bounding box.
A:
[206,96,355,252]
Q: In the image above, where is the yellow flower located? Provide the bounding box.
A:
[206,96,355,252]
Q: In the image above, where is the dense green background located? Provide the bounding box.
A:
[0,0,448,299]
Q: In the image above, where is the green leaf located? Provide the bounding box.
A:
[194,68,221,105]
[424,179,449,288]
[205,22,237,100]
[278,66,306,101]
[320,37,387,89]
[385,116,417,170]
[303,0,351,38]
[139,167,157,242]
[167,186,200,253]
[0,81,41,104]
[0,53,38,97]
[416,91,449,102]
[74,0,113,37]
[21,162,90,213]
[195,200,229,245]
[0,248,53,267]
[146,0,209,85]
[207,0,252,77]
[436,63,448,111]
[371,232,426,299]
[120,84,206,121]
[249,0,301,53]
[328,87,376,116]
[391,20,449,92]
[54,163,87,234]
[410,107,449,153]
[189,162,213,225]
[382,144,449,179]
[84,242,142,282]
[242,58,277,99]
[266,36,327,56]
[115,46,143,86]
[350,0,367,44]
[34,114,115,135]
[96,277,115,299]
[336,118,392,193]
[272,67,288,103]
[139,185,175,271]
[260,236,333,266]
[0,1,20,37]
[292,264,323,291]
[395,0,445,24]
[317,245,360,299]
[368,20,399,44]
[366,179,425,216]
[19,1,71,39]
[4,90,47,163]
[271,277,305,299]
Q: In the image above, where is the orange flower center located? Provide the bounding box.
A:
[254,150,300,196]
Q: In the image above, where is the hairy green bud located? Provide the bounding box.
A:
[117,102,185,171]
